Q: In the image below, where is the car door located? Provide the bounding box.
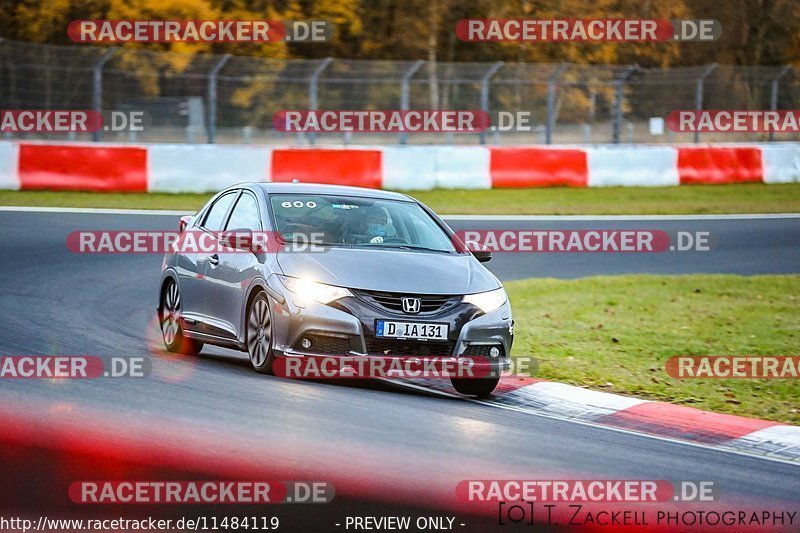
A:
[188,190,240,338]
[202,190,264,340]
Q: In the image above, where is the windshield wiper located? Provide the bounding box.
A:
[315,241,353,247]
[278,238,349,247]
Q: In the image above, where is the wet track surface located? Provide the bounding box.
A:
[0,210,799,525]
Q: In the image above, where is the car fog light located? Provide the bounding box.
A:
[489,346,500,358]
[301,338,312,349]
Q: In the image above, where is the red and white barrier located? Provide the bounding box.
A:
[762,144,800,184]
[19,143,148,192]
[271,148,382,188]
[0,142,19,190]
[677,146,763,185]
[148,144,272,193]
[491,147,588,187]
[587,146,679,187]
[0,141,798,192]
[381,146,438,190]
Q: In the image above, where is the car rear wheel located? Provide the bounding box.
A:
[161,279,203,355]
[450,376,500,398]
[247,292,275,374]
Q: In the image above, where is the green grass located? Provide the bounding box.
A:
[506,274,800,424]
[0,191,213,211]
[409,183,800,215]
[1,183,799,214]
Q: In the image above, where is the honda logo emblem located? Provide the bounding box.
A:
[401,297,421,314]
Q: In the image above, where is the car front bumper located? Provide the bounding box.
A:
[266,275,514,365]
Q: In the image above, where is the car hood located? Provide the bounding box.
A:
[276,248,500,294]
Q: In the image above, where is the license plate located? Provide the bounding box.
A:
[375,320,449,341]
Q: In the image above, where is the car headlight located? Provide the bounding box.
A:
[278,275,352,305]
[463,287,507,313]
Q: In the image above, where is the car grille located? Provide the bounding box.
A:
[354,290,461,315]
[365,338,455,357]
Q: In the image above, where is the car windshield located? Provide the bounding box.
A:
[269,194,457,253]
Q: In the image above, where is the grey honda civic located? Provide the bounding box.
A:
[158,183,513,396]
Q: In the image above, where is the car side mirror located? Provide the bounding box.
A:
[471,248,492,263]
[179,215,193,232]
[452,233,493,263]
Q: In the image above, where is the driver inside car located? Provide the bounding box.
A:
[365,207,388,243]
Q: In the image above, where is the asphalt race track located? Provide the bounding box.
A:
[1,209,799,528]
[444,214,800,280]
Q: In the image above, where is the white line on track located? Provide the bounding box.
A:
[444,213,800,221]
[0,206,194,216]
[1,205,799,220]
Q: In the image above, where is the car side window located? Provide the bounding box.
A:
[201,192,238,231]
[226,193,262,231]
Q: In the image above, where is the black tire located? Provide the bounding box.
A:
[161,279,203,355]
[246,292,275,374]
[450,376,500,398]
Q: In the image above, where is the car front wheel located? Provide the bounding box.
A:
[247,292,275,374]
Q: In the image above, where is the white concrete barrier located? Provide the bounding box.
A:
[0,142,19,190]
[587,146,679,187]
[380,146,437,190]
[147,144,272,193]
[432,146,491,189]
[761,144,800,184]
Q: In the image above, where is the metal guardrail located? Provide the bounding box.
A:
[0,38,797,145]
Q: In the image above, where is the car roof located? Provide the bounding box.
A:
[244,182,414,202]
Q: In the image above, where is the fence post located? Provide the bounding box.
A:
[479,61,504,145]
[612,65,637,144]
[92,47,117,142]
[694,63,718,144]
[769,65,792,142]
[0,38,8,139]
[308,57,333,146]
[0,39,6,125]
[207,54,231,144]
[399,60,425,145]
[545,64,568,145]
